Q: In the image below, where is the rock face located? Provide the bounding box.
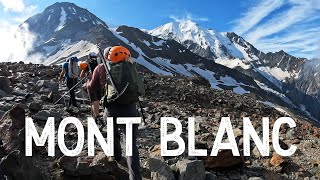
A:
[149,145,175,180]
[0,76,13,94]
[58,152,118,177]
[0,150,43,180]
[270,153,285,167]
[0,105,25,153]
[149,158,175,180]
[25,2,108,43]
[36,80,59,93]
[175,159,206,180]
[0,61,319,180]
[28,102,42,112]
[202,150,244,170]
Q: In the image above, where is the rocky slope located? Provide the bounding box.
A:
[0,62,319,180]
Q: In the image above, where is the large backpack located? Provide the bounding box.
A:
[68,57,79,79]
[104,61,145,105]
[88,60,98,73]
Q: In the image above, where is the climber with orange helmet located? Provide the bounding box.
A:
[79,52,102,118]
[79,52,99,79]
[87,45,145,180]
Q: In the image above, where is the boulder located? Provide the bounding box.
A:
[2,96,15,102]
[148,144,176,180]
[205,172,217,180]
[12,89,28,96]
[0,76,13,94]
[0,105,25,153]
[175,159,206,180]
[58,152,118,177]
[0,68,11,76]
[33,110,62,122]
[248,177,264,180]
[0,150,43,180]
[0,110,4,118]
[202,150,244,170]
[47,91,62,103]
[0,89,6,98]
[28,102,42,112]
[149,158,176,180]
[36,80,59,93]
[1,102,13,111]
[149,144,162,159]
[270,153,285,167]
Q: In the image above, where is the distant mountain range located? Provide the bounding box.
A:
[19,2,320,122]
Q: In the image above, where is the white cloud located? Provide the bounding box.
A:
[254,26,320,58]
[0,0,42,63]
[316,43,320,59]
[232,0,285,35]
[0,20,43,63]
[0,0,25,12]
[169,12,209,22]
[12,5,37,23]
[245,1,319,44]
[231,0,320,59]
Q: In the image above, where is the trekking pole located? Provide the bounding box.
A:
[54,77,86,105]
[81,83,86,106]
[62,81,67,107]
[138,100,146,124]
[96,45,129,99]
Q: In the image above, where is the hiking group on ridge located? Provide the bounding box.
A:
[57,45,145,180]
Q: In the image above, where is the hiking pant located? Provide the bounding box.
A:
[103,103,142,180]
[66,78,78,107]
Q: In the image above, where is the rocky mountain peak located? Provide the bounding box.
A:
[24,2,107,42]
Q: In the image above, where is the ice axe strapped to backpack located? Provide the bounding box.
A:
[96,45,129,102]
[96,45,146,105]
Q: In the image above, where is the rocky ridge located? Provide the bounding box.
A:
[0,62,319,180]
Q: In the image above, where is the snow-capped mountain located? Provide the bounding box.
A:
[21,2,320,122]
[149,20,244,60]
[25,2,107,42]
[149,20,320,120]
[149,20,305,83]
[24,2,109,64]
[23,3,258,95]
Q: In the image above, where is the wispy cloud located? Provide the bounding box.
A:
[0,0,25,12]
[0,21,43,63]
[245,1,320,44]
[232,0,285,35]
[12,5,37,23]
[0,0,42,62]
[254,27,320,58]
[169,12,209,22]
[316,43,320,59]
[231,0,320,59]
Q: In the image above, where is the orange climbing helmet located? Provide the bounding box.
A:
[79,61,88,70]
[104,46,131,63]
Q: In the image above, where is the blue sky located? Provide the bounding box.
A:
[0,0,319,59]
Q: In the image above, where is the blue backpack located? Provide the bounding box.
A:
[68,57,79,79]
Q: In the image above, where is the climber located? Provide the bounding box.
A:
[79,52,101,118]
[87,45,145,180]
[58,57,79,108]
